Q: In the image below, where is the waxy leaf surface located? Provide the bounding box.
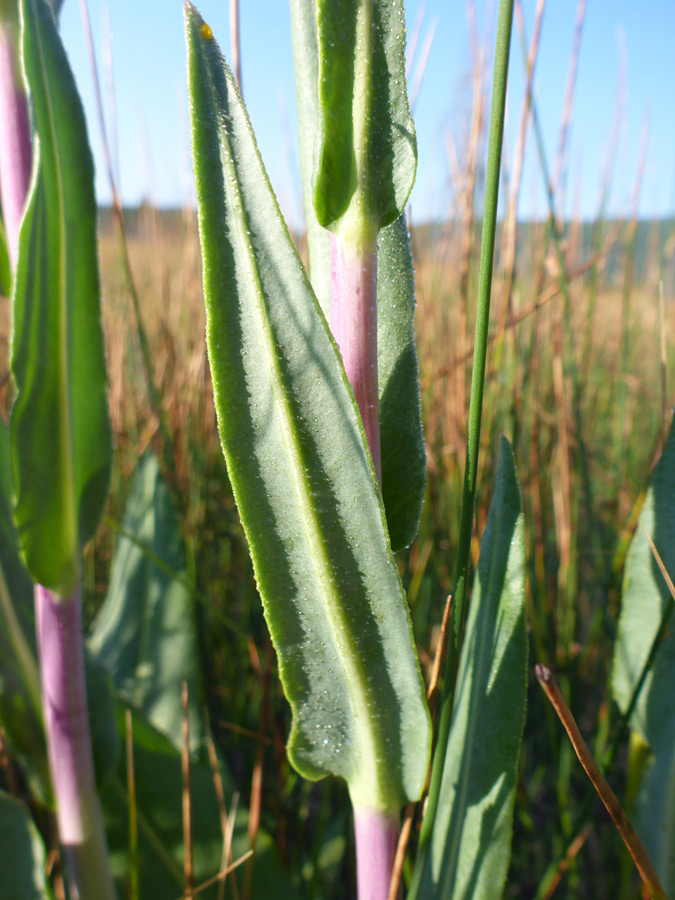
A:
[612,415,675,894]
[10,0,110,594]
[186,3,430,815]
[421,438,527,900]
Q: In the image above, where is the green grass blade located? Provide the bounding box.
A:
[186,2,430,815]
[420,437,527,899]
[612,414,675,894]
[407,1,515,893]
[9,0,111,595]
[313,0,416,237]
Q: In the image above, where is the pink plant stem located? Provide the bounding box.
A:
[35,584,116,900]
[354,806,399,900]
[0,17,32,271]
[330,233,381,483]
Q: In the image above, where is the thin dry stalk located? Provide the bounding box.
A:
[658,281,668,447]
[427,249,610,386]
[230,0,242,93]
[243,640,272,900]
[550,0,586,217]
[175,850,253,900]
[616,113,650,519]
[541,823,593,900]
[500,0,546,317]
[535,665,667,900]
[204,714,239,900]
[125,709,139,900]
[408,16,438,113]
[454,39,486,440]
[182,682,194,898]
[551,314,572,661]
[406,0,426,77]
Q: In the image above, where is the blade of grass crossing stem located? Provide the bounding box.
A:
[407,2,515,896]
[185,3,430,818]
[421,438,527,899]
[10,0,111,594]
[290,0,425,549]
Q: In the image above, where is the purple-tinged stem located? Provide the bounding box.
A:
[330,232,381,483]
[35,584,116,900]
[354,806,399,900]
[0,16,32,271]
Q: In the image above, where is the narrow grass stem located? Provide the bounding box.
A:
[331,234,381,482]
[354,806,398,900]
[35,584,116,900]
[406,1,514,895]
[0,16,32,271]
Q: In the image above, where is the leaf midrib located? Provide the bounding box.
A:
[207,60,390,807]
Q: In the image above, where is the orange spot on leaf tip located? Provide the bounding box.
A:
[200,23,213,39]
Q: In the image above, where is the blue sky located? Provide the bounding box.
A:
[58,1,675,226]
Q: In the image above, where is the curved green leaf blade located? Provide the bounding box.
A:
[612,415,675,893]
[186,3,430,815]
[89,453,205,753]
[313,0,416,235]
[378,214,426,549]
[0,791,51,899]
[9,0,111,594]
[421,437,527,900]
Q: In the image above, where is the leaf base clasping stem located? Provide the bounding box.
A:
[35,584,116,900]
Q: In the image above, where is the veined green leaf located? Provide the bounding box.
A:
[421,437,527,900]
[9,0,111,595]
[89,453,205,754]
[313,0,416,238]
[0,791,51,899]
[186,3,430,815]
[612,414,675,894]
[289,0,425,550]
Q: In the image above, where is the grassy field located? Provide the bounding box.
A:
[56,196,672,898]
